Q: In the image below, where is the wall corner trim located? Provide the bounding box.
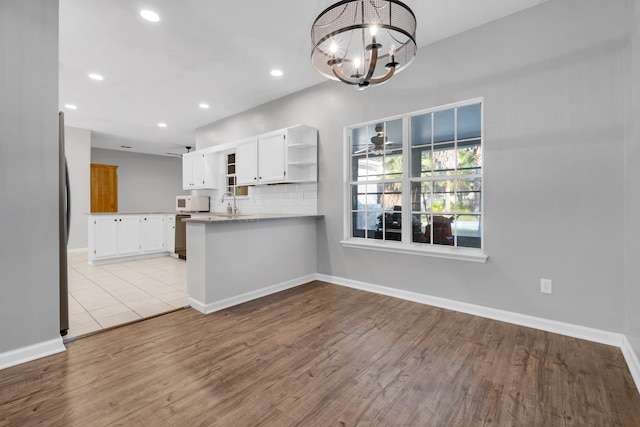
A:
[0,337,66,371]
[621,336,640,392]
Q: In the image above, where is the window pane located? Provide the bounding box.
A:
[351,155,360,181]
[432,142,456,175]
[411,181,432,212]
[352,184,380,210]
[427,215,454,246]
[381,182,402,210]
[457,103,481,140]
[455,214,481,248]
[353,155,385,181]
[376,209,402,241]
[353,120,403,156]
[385,118,403,150]
[457,139,482,174]
[434,109,454,143]
[433,180,455,213]
[456,179,481,213]
[411,146,432,177]
[384,152,403,179]
[352,125,375,155]
[351,185,359,210]
[411,113,431,146]
[412,214,429,243]
[352,212,368,238]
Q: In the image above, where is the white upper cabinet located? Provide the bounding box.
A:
[236,138,258,185]
[235,125,317,186]
[258,131,286,183]
[182,150,219,190]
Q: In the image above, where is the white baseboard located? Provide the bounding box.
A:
[315,274,625,347]
[621,336,640,390]
[67,247,88,254]
[88,252,171,265]
[188,297,207,314]
[0,337,66,371]
[190,274,316,315]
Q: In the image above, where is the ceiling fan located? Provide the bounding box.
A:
[165,146,193,157]
[354,124,394,154]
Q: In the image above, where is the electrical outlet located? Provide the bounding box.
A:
[541,278,552,294]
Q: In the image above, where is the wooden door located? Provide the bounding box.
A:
[91,164,118,212]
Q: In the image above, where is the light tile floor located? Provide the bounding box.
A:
[66,252,188,338]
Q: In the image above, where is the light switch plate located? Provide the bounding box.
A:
[541,278,552,294]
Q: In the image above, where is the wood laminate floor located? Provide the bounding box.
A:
[1,281,639,426]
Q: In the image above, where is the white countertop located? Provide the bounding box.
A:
[87,211,197,215]
[183,213,323,223]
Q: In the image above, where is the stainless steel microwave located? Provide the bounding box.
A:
[176,195,209,212]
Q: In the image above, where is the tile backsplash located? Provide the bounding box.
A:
[197,183,318,215]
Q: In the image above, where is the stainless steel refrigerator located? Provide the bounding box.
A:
[59,112,69,336]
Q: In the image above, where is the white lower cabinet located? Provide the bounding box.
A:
[141,215,165,253]
[89,214,171,263]
[165,214,176,253]
[92,216,121,259]
[118,215,142,256]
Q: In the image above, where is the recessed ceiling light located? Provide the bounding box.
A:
[88,73,104,81]
[140,10,160,22]
[270,69,284,77]
[199,103,210,109]
[64,104,77,110]
[158,123,167,128]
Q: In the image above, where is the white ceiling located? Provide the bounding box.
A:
[59,0,547,156]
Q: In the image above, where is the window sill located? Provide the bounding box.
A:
[339,239,488,263]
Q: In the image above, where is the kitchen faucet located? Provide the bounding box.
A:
[220,192,238,214]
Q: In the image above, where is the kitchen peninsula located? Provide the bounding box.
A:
[184,213,321,314]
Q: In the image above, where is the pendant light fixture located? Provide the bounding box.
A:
[311,0,417,90]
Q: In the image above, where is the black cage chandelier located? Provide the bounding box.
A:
[311,0,417,90]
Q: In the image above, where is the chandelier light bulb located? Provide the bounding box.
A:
[330,42,338,54]
[353,57,361,70]
[370,25,378,36]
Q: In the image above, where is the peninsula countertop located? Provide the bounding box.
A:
[86,211,182,215]
[183,213,323,224]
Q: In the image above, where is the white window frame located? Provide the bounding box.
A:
[340,98,488,263]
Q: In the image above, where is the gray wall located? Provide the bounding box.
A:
[0,0,60,352]
[91,148,186,212]
[198,0,627,333]
[65,126,91,250]
[625,0,640,364]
